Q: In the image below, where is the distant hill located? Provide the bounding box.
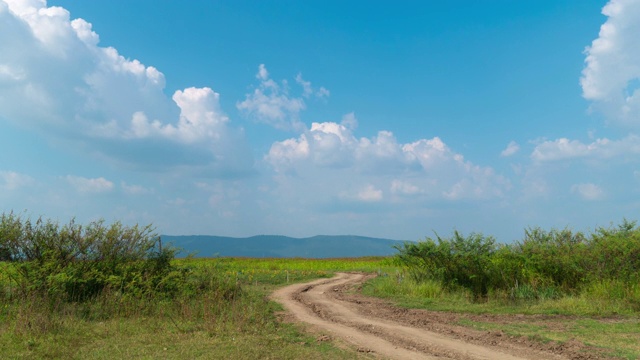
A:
[161,235,409,258]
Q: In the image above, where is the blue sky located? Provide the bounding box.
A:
[1,0,639,241]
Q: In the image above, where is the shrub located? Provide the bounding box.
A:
[395,231,497,300]
[394,220,640,307]
[516,227,588,292]
[0,212,177,303]
[586,219,640,283]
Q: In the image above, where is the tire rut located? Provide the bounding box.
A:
[271,272,569,360]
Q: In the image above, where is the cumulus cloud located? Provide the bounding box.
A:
[65,175,114,193]
[0,171,34,190]
[531,134,640,162]
[124,87,229,143]
[500,141,520,157]
[581,0,640,126]
[0,0,250,173]
[267,121,510,202]
[237,64,328,131]
[571,183,605,200]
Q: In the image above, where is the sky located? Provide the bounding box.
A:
[1,0,640,242]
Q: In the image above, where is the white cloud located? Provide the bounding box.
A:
[390,180,421,195]
[0,171,34,190]
[266,135,310,170]
[65,175,113,193]
[125,87,229,144]
[571,183,605,200]
[338,184,383,203]
[316,86,330,99]
[267,121,510,201]
[295,73,330,99]
[295,73,313,98]
[500,141,520,157]
[531,138,590,161]
[237,65,328,131]
[257,63,269,81]
[531,135,640,162]
[0,0,250,174]
[121,182,151,195]
[581,0,640,126]
[356,184,383,202]
[341,112,358,130]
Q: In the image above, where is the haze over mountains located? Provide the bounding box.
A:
[162,235,408,258]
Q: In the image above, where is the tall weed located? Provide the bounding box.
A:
[395,232,497,299]
[394,220,640,310]
[0,212,247,335]
[0,213,181,303]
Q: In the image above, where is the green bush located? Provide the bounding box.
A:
[586,219,640,283]
[395,220,640,305]
[0,212,177,303]
[395,231,497,299]
[516,227,588,292]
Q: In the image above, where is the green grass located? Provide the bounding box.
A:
[172,256,396,293]
[363,275,640,316]
[0,313,361,359]
[362,275,640,359]
[211,256,392,270]
[455,317,640,360]
[3,254,640,359]
[0,257,390,359]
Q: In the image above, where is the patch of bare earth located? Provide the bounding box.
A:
[271,272,617,360]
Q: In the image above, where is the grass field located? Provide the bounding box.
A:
[3,255,639,359]
[2,256,640,359]
[0,257,392,359]
[2,220,640,360]
[174,256,395,287]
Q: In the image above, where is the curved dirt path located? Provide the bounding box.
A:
[271,272,572,360]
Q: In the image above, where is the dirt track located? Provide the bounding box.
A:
[271,272,608,360]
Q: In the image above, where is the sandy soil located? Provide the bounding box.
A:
[271,272,614,360]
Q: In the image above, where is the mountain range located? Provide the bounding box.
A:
[161,235,408,258]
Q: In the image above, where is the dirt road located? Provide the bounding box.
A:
[271,273,602,360]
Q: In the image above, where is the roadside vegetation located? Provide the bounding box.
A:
[0,212,389,359]
[1,211,639,359]
[362,219,640,359]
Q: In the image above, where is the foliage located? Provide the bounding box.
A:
[3,211,639,358]
[0,245,390,359]
[586,219,640,283]
[0,212,182,303]
[394,231,496,299]
[0,218,392,337]
[516,226,588,292]
[394,219,640,304]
